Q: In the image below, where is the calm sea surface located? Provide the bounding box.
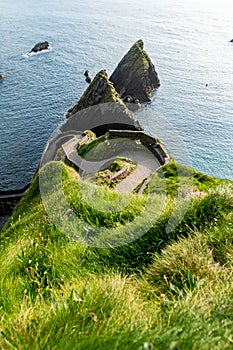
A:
[0,0,233,190]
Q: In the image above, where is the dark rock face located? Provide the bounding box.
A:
[63,69,142,133]
[0,216,9,230]
[84,70,92,84]
[64,40,159,133]
[230,39,233,43]
[61,102,142,136]
[110,39,160,102]
[30,41,49,53]
[66,69,129,117]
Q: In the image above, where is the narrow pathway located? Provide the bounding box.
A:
[115,151,160,193]
[40,131,83,167]
[62,137,161,193]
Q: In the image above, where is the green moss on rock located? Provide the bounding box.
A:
[110,39,160,102]
[66,70,129,117]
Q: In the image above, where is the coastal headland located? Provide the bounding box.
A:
[1,39,162,228]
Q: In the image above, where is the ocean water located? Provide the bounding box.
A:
[0,0,233,190]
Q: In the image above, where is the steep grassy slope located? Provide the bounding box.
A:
[0,161,232,349]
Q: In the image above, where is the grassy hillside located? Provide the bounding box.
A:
[0,161,232,349]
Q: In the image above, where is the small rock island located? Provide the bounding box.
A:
[30,41,49,53]
[0,74,3,80]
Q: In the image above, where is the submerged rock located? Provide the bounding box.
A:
[110,39,160,102]
[30,41,49,53]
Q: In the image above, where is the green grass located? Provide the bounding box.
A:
[77,133,109,158]
[0,161,232,349]
[76,132,141,161]
[96,157,137,188]
[148,161,224,197]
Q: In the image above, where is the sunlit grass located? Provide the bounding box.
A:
[0,161,232,349]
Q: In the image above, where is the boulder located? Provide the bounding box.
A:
[110,39,160,102]
[123,96,141,111]
[30,41,49,53]
[0,75,3,80]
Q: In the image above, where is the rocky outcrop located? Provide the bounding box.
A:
[84,70,91,84]
[66,69,129,117]
[62,70,142,134]
[30,41,49,53]
[110,39,160,102]
[123,95,141,111]
[63,40,160,134]
[230,39,233,43]
[0,74,3,80]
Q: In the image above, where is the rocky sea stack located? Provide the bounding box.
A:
[110,39,160,102]
[63,69,141,134]
[64,40,159,133]
[66,69,130,117]
[30,41,49,53]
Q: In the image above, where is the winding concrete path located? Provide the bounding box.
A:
[115,151,160,193]
[40,131,84,167]
[61,137,161,193]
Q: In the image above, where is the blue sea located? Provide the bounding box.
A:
[0,0,233,190]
